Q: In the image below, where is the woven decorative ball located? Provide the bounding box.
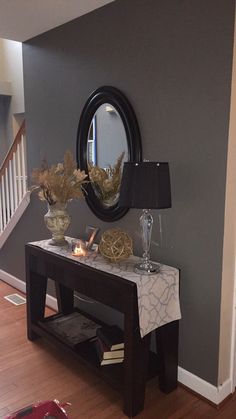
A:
[99,228,133,263]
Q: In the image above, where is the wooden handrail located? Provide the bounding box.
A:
[0,120,25,178]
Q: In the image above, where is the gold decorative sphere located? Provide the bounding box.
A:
[99,228,133,263]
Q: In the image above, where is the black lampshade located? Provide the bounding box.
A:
[119,162,172,209]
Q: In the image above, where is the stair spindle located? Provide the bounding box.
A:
[9,159,14,217]
[16,142,22,202]
[1,176,6,228]
[5,167,10,223]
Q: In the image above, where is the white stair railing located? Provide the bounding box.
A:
[0,121,30,247]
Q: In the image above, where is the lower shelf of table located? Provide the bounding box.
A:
[30,311,159,394]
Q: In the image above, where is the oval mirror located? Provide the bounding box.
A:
[76,86,142,221]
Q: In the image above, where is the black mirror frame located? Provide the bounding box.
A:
[76,86,142,222]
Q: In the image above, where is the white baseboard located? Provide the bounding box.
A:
[178,367,232,404]
[0,268,233,405]
[45,293,58,311]
[0,268,58,311]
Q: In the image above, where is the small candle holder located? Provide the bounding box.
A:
[71,239,87,257]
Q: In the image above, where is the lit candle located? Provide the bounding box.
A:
[72,240,87,257]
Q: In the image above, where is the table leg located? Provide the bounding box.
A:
[55,282,74,314]
[156,320,179,393]
[123,295,151,417]
[26,271,47,341]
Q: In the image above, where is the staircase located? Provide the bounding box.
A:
[0,120,30,249]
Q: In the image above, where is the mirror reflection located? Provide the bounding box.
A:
[87,103,128,207]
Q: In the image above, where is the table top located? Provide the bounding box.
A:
[29,237,181,337]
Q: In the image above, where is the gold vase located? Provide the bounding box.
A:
[44,202,71,246]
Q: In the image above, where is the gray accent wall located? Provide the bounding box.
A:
[0,0,234,385]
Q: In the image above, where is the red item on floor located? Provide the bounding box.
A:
[4,399,70,418]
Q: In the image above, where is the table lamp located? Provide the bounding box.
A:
[119,162,171,274]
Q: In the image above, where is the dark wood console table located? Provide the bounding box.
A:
[25,242,180,417]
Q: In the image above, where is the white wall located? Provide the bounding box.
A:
[0,38,24,158]
[0,96,10,163]
[0,38,6,78]
[219,13,236,387]
[0,38,24,114]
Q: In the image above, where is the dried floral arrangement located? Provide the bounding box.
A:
[31,151,87,205]
[88,151,125,204]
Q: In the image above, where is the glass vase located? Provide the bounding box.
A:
[44,202,71,246]
[102,193,119,208]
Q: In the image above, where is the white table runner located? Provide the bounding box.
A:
[29,237,181,337]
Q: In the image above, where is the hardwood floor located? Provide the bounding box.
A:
[0,280,236,419]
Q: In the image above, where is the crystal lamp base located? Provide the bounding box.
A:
[134,259,160,275]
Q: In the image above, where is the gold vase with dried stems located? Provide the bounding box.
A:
[32,151,87,246]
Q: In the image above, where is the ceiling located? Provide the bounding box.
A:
[0,0,115,42]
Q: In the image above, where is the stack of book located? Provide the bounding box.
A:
[95,325,124,365]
